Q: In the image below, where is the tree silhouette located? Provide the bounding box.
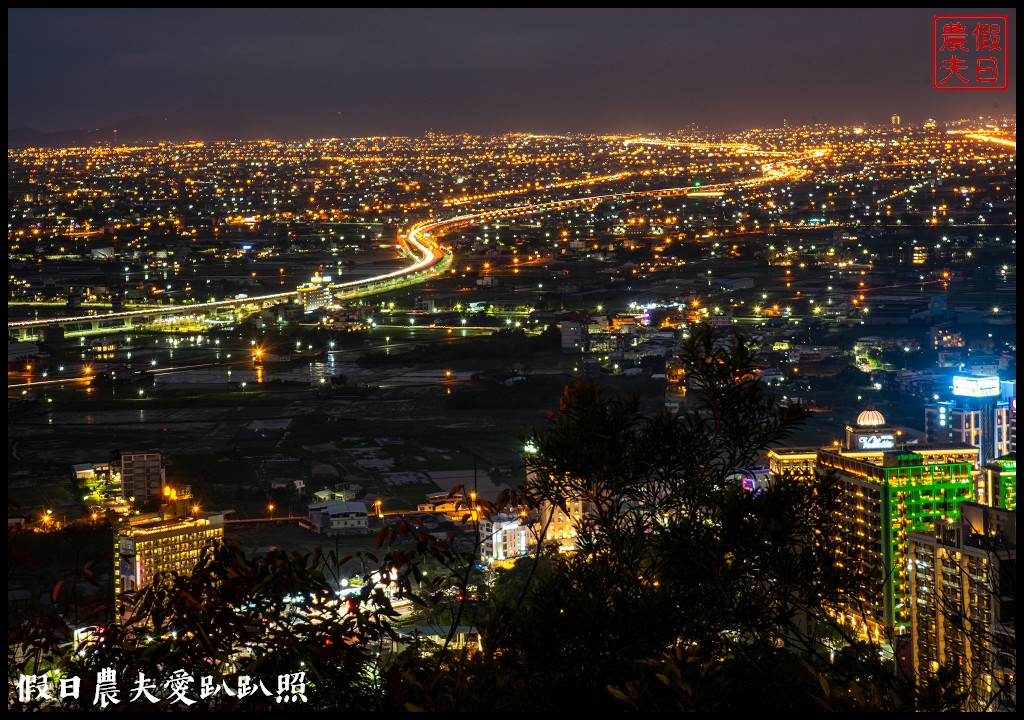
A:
[9,327,997,712]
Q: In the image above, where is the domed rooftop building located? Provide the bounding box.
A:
[846,405,898,451]
[856,406,886,428]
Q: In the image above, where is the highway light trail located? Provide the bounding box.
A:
[9,138,828,333]
[947,130,1016,148]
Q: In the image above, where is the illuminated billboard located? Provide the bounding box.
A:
[858,434,895,450]
[952,375,1000,398]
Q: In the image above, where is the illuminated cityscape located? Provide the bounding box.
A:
[7,8,1016,714]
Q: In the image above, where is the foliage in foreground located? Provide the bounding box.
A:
[9,328,1000,712]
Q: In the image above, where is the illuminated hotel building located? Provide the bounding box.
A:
[538,497,593,553]
[768,407,913,480]
[767,446,819,479]
[819,445,976,634]
[768,408,979,636]
[114,489,224,615]
[480,514,531,567]
[296,275,333,312]
[907,503,1016,712]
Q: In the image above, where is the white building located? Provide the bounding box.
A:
[480,515,531,565]
[308,500,369,535]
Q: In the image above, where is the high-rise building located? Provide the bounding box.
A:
[770,407,980,638]
[891,114,902,127]
[1011,396,1017,454]
[908,503,1016,711]
[120,449,166,505]
[819,446,976,635]
[925,376,1012,464]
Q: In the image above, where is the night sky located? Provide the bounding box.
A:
[8,8,1016,141]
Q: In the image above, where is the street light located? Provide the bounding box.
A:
[268,503,275,519]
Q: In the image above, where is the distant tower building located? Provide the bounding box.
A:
[560,321,586,353]
[120,449,166,505]
[66,288,83,316]
[891,114,901,127]
[926,401,1012,464]
[1011,396,1017,454]
[908,503,1016,711]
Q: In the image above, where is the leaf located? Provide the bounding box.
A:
[375,526,387,548]
[606,685,630,702]
[818,672,830,697]
[52,580,64,603]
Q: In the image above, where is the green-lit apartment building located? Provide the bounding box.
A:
[768,408,980,639]
[981,453,1017,511]
[816,447,976,637]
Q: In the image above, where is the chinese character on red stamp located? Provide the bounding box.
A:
[934,15,1009,90]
